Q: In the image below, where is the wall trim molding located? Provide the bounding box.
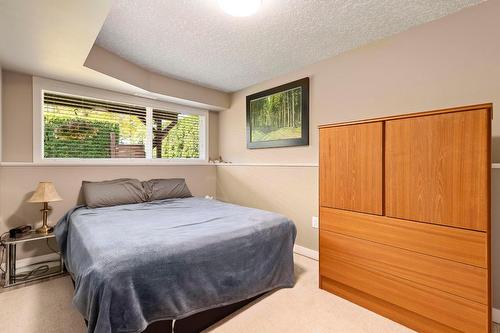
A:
[215,163,319,167]
[0,162,319,167]
[293,244,319,260]
[493,308,500,324]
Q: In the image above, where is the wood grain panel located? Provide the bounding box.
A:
[319,122,383,215]
[321,277,464,333]
[320,230,487,304]
[385,109,490,231]
[318,103,492,128]
[320,207,487,268]
[320,258,489,332]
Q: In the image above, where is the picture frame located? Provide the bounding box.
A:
[246,77,309,149]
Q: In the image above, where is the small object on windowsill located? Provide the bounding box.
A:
[204,195,214,200]
[208,156,232,164]
[27,182,62,234]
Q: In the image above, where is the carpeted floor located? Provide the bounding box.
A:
[0,254,497,332]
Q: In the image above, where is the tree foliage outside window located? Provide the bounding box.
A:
[43,104,146,158]
[154,115,200,158]
[43,103,201,159]
[44,113,120,158]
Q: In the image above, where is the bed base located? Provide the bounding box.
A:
[144,294,262,333]
[70,275,262,333]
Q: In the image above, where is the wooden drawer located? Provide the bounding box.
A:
[321,277,464,333]
[320,230,487,304]
[320,207,487,268]
[320,257,489,332]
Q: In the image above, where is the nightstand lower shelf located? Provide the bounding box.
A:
[2,231,65,287]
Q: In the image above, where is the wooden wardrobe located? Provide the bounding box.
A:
[318,104,492,333]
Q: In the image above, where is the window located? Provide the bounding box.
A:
[40,91,206,161]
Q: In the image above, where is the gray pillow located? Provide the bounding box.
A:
[142,178,192,201]
[82,178,148,208]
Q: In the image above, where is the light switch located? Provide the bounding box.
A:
[312,216,319,229]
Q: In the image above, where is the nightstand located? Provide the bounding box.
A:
[1,231,65,287]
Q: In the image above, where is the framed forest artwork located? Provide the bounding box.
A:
[246,77,309,149]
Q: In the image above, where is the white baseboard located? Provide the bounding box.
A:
[293,244,318,261]
[493,308,500,324]
[1,253,60,271]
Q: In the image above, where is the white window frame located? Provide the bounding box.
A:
[33,77,209,165]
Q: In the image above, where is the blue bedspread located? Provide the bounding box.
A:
[55,197,296,333]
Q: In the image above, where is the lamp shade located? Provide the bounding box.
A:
[27,182,62,203]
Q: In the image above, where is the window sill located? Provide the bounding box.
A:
[0,160,212,167]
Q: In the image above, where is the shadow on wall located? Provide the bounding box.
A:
[492,170,500,308]
[76,186,85,205]
[493,136,500,162]
[4,191,38,230]
[4,191,60,258]
[4,186,86,230]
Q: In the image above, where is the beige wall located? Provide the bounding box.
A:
[0,70,219,259]
[220,1,500,165]
[217,0,500,307]
[0,66,2,159]
[209,111,219,160]
[1,71,222,163]
[2,70,32,162]
[1,0,499,308]
[492,171,500,309]
[0,165,216,258]
[216,166,318,250]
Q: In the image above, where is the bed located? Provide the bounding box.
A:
[55,196,296,333]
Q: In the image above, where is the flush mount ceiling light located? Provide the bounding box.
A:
[218,0,262,17]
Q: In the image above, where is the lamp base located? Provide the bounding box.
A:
[36,225,53,234]
[36,202,53,234]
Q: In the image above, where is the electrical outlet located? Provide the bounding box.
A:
[312,216,319,229]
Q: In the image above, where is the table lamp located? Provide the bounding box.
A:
[27,182,62,234]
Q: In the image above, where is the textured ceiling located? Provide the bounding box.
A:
[0,0,225,109]
[96,0,485,92]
